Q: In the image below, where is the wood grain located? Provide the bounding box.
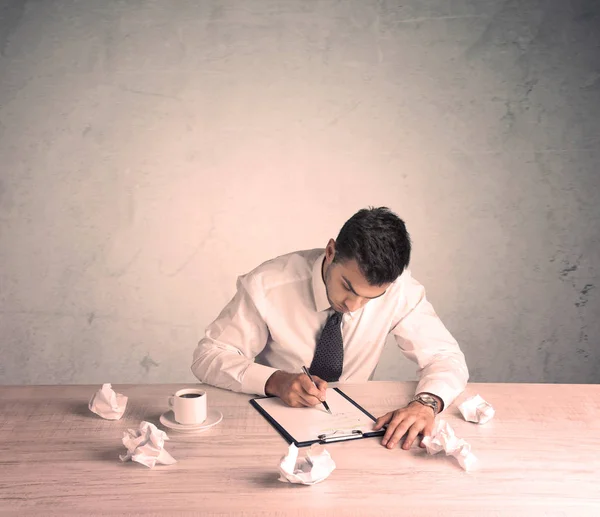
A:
[0,382,599,516]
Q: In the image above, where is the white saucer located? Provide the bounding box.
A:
[159,408,223,433]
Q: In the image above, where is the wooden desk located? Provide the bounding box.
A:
[0,382,598,516]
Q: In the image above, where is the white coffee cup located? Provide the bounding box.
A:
[168,388,207,425]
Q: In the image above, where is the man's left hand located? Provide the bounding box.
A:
[373,402,435,450]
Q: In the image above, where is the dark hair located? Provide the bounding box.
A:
[334,207,411,285]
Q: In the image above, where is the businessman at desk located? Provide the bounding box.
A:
[192,207,468,450]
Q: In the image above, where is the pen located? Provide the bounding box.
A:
[301,365,332,414]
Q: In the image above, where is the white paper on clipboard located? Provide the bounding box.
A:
[252,388,379,445]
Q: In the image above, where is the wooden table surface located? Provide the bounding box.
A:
[0,382,599,516]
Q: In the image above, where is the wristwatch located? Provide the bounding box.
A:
[409,393,440,415]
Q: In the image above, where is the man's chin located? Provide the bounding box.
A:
[326,295,347,313]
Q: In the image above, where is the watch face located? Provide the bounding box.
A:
[419,394,435,403]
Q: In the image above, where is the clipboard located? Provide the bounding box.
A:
[250,387,385,447]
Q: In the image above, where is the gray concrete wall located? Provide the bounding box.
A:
[1,0,599,386]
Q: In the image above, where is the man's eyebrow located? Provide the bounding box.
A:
[342,276,387,299]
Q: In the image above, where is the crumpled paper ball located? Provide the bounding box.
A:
[421,419,478,471]
[458,394,495,424]
[88,383,128,420]
[119,421,177,468]
[278,443,336,485]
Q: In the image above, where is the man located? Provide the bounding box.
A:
[192,207,468,450]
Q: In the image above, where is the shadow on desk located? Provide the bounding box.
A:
[72,402,96,418]
[70,402,163,424]
[93,447,130,464]
[250,472,293,488]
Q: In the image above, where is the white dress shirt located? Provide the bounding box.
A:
[192,249,469,410]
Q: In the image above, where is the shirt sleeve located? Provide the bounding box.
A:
[390,270,469,411]
[191,275,279,396]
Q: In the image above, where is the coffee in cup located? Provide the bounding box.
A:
[168,388,207,425]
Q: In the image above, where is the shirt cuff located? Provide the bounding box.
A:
[241,363,280,396]
[415,380,463,413]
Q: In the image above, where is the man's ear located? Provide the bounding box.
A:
[325,239,336,262]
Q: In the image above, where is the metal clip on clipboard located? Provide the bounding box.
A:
[317,429,363,443]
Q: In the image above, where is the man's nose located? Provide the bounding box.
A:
[345,297,363,313]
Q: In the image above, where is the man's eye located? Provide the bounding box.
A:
[343,284,350,291]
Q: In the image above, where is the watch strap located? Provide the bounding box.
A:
[410,394,439,415]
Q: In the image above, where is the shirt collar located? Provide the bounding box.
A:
[312,253,331,312]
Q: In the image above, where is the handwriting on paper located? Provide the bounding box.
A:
[315,412,365,434]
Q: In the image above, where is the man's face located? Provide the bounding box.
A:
[322,240,390,314]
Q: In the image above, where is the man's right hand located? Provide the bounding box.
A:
[265,370,328,407]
